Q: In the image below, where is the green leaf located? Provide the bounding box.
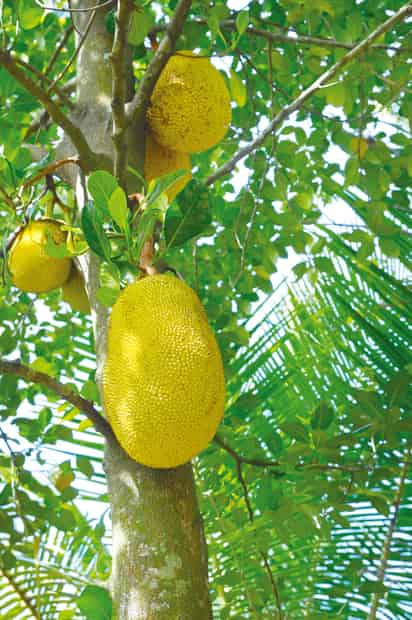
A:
[132,205,165,265]
[96,263,120,308]
[359,580,387,595]
[379,238,400,258]
[81,201,111,262]
[385,369,411,407]
[229,69,247,107]
[87,171,118,217]
[235,10,249,35]
[164,180,212,248]
[324,82,346,107]
[108,186,129,232]
[77,586,112,620]
[80,380,100,403]
[311,401,334,430]
[19,7,43,30]
[145,170,187,209]
[128,9,155,46]
[280,421,310,442]
[76,456,94,479]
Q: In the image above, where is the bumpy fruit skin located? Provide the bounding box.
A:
[62,264,90,313]
[144,132,192,202]
[8,220,71,294]
[102,274,226,469]
[147,51,231,154]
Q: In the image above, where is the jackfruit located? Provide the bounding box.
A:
[147,51,231,154]
[144,132,192,202]
[102,274,225,468]
[62,263,90,313]
[8,219,71,294]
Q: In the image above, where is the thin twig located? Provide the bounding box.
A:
[111,0,133,186]
[0,184,15,210]
[214,433,372,473]
[127,0,193,127]
[47,8,97,95]
[222,20,411,54]
[0,50,98,171]
[232,442,284,617]
[21,157,81,191]
[35,0,114,12]
[43,24,74,77]
[0,359,115,441]
[214,434,281,467]
[206,2,412,186]
[260,552,283,620]
[367,449,411,620]
[14,56,73,108]
[0,566,40,619]
[150,19,412,54]
[24,78,77,139]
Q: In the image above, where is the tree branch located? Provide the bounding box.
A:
[0,51,99,172]
[150,19,412,53]
[214,433,372,474]
[206,2,412,186]
[0,359,115,442]
[46,8,97,98]
[221,20,411,53]
[367,449,411,620]
[0,184,15,210]
[126,0,193,128]
[21,157,81,191]
[43,24,74,77]
[14,57,73,108]
[214,434,281,468]
[111,0,133,186]
[227,437,284,618]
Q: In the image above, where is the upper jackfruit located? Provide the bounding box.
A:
[62,263,90,314]
[102,274,226,469]
[8,219,71,294]
[144,132,192,202]
[147,51,232,154]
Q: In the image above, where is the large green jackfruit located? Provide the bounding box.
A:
[8,219,71,294]
[102,274,225,469]
[147,51,232,154]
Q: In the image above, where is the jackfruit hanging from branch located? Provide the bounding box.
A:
[102,274,226,469]
[147,51,232,154]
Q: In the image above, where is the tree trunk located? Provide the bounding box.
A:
[105,438,211,619]
[66,2,213,617]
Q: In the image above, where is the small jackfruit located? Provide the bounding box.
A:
[102,274,225,469]
[147,51,231,154]
[8,219,71,294]
[62,264,90,313]
[144,132,192,202]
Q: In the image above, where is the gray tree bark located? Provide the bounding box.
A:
[66,2,213,618]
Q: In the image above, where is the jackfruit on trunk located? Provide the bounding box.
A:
[147,51,231,154]
[102,274,225,469]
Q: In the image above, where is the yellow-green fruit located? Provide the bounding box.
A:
[62,264,90,313]
[144,132,192,202]
[147,51,231,154]
[102,274,226,469]
[8,220,71,294]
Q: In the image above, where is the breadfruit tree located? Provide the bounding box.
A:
[0,1,411,618]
